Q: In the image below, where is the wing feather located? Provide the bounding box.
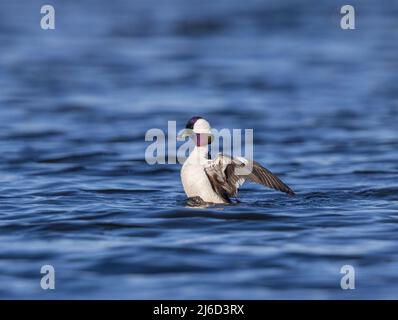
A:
[204,154,295,201]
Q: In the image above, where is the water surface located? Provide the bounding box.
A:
[0,0,397,299]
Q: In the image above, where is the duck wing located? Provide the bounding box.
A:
[204,154,294,202]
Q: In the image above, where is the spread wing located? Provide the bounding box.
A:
[204,154,294,202]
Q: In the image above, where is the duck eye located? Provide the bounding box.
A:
[185,116,203,129]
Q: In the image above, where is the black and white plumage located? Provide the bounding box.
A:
[204,154,294,203]
[179,116,295,204]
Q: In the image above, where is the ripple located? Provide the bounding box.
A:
[356,187,398,200]
[3,130,65,140]
[37,152,118,163]
[81,188,160,194]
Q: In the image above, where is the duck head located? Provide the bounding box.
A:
[178,116,214,146]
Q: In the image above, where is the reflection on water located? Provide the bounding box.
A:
[0,0,397,298]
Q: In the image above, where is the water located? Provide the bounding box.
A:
[0,0,397,299]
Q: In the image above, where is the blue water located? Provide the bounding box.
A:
[0,0,397,299]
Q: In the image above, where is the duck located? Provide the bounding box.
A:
[178,116,295,205]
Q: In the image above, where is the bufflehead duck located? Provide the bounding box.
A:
[179,116,294,205]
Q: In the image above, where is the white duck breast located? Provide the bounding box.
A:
[181,146,225,204]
